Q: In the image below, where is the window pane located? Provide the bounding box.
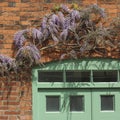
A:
[93,71,117,82]
[38,71,63,82]
[70,96,84,111]
[101,95,114,111]
[66,71,90,82]
[46,96,60,111]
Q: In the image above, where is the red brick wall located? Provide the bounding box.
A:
[0,0,119,120]
[0,73,32,120]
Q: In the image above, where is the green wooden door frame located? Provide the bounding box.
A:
[32,58,120,120]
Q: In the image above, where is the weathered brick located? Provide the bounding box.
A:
[0,106,8,110]
[2,7,20,12]
[85,0,98,4]
[118,12,120,17]
[6,0,20,2]
[0,44,3,49]
[44,0,51,3]
[0,0,6,2]
[0,2,8,7]
[9,116,17,120]
[31,0,44,2]
[21,0,30,2]
[4,111,20,115]
[8,2,16,7]
[98,0,117,4]
[20,115,32,120]
[16,3,30,7]
[0,34,4,40]
[0,24,3,27]
[4,101,19,106]
[4,44,13,49]
[67,0,83,3]
[118,0,120,4]
[0,116,8,120]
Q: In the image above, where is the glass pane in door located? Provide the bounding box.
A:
[46,96,60,111]
[70,96,84,111]
[101,95,114,111]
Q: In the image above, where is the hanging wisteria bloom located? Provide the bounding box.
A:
[14,29,29,49]
[15,44,40,67]
[0,54,17,76]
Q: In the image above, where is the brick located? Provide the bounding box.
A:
[0,20,14,25]
[21,0,30,2]
[1,91,20,96]
[0,2,8,7]
[4,101,19,105]
[108,9,118,14]
[20,6,43,12]
[0,96,18,101]
[31,0,44,2]
[20,115,32,120]
[20,21,30,25]
[99,4,117,10]
[83,0,97,4]
[0,106,8,110]
[9,116,17,120]
[44,0,51,3]
[118,0,120,4]
[0,43,3,48]
[0,101,3,106]
[118,12,120,17]
[6,0,20,2]
[8,105,19,111]
[4,39,14,44]
[8,2,16,7]
[3,7,20,12]
[0,0,5,2]
[4,111,20,115]
[98,0,117,4]
[2,30,19,35]
[67,0,83,3]
[4,44,13,49]
[0,116,8,120]
[24,111,32,115]
[0,24,3,27]
[0,34,4,40]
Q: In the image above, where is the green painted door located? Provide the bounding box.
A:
[32,59,120,120]
[92,89,120,120]
[38,89,91,120]
[38,88,120,120]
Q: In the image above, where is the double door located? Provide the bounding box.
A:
[38,88,120,120]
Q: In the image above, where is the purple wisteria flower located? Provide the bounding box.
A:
[14,29,28,49]
[15,44,40,67]
[0,54,17,75]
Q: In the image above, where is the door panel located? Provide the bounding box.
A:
[38,89,91,120]
[65,89,91,120]
[38,89,120,120]
[38,90,66,120]
[92,89,120,120]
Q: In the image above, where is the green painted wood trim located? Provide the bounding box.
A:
[32,58,120,89]
[33,58,120,71]
[32,69,39,120]
[37,82,120,88]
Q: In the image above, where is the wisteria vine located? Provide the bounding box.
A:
[0,4,120,76]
